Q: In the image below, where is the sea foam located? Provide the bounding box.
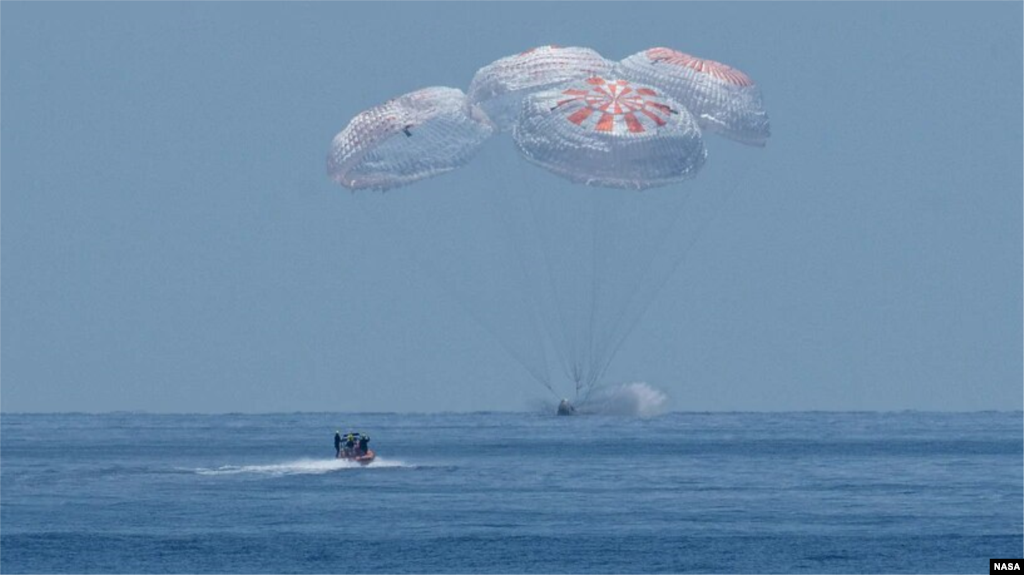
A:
[579,381,669,417]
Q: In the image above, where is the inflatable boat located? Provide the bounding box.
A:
[340,450,375,465]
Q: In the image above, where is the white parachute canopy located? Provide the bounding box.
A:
[616,48,770,147]
[468,45,614,132]
[513,76,707,189]
[327,86,494,191]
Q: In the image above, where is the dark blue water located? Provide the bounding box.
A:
[2,412,1021,573]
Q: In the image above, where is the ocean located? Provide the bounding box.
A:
[1,411,1021,573]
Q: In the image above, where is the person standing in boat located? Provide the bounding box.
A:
[345,433,357,457]
[334,431,342,458]
[357,434,370,456]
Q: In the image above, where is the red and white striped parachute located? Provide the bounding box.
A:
[468,45,614,132]
[616,48,770,147]
[327,87,493,191]
[513,76,706,189]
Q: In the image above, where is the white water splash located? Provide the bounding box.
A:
[194,457,410,476]
[578,382,670,417]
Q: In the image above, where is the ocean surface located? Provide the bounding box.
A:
[2,411,1021,573]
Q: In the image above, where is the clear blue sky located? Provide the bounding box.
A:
[3,2,1021,413]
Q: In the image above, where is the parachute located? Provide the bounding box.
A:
[326,45,769,405]
[616,48,770,146]
[468,45,614,132]
[327,87,493,191]
[514,76,706,190]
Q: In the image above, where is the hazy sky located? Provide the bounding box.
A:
[3,2,1021,413]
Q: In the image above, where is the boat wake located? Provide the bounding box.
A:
[194,457,412,476]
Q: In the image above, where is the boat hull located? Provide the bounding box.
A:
[339,450,375,465]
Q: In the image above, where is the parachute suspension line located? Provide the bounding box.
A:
[571,191,587,397]
[516,156,576,388]
[582,189,601,400]
[573,175,605,399]
[583,190,614,399]
[575,188,698,400]
[354,198,559,399]
[586,188,697,381]
[589,172,751,389]
[481,158,561,392]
